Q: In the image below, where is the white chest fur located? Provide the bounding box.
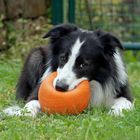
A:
[89,80,115,108]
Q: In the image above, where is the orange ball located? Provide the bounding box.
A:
[38,72,90,115]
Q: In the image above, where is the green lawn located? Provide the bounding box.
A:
[0,55,140,140]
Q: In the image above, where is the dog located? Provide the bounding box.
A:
[3,24,134,117]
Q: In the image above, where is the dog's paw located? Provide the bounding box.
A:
[3,105,22,116]
[3,100,41,118]
[108,97,134,116]
[23,100,41,117]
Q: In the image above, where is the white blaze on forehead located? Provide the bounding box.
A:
[53,38,85,90]
[68,38,84,67]
[58,38,84,74]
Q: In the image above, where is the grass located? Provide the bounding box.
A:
[0,53,140,140]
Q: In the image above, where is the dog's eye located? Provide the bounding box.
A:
[79,62,89,69]
[60,55,66,62]
[59,54,67,66]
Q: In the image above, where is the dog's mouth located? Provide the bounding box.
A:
[55,82,69,92]
[53,77,88,92]
[53,78,69,92]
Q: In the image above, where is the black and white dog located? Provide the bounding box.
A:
[4,24,134,117]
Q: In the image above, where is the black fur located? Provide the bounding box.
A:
[16,46,49,101]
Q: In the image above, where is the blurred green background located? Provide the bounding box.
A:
[0,0,140,60]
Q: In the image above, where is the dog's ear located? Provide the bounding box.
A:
[95,30,124,56]
[43,24,78,41]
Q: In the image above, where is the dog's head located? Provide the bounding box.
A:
[44,24,123,91]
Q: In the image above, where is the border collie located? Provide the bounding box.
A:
[3,24,134,117]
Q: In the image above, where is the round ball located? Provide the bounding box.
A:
[38,72,90,115]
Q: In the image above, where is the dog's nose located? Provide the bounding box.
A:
[55,80,68,92]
